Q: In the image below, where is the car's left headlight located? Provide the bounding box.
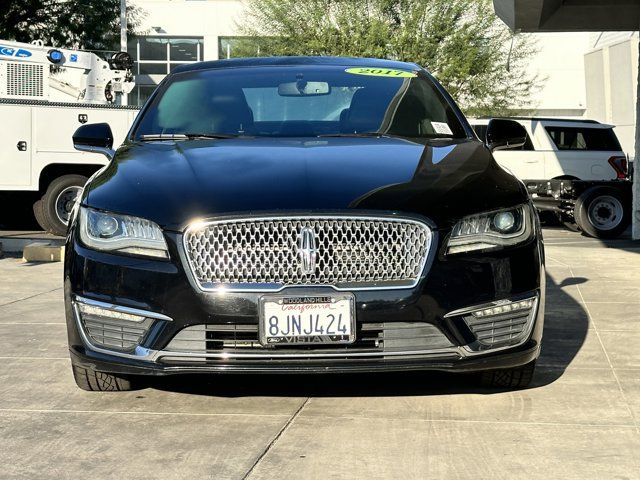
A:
[447,204,533,254]
[79,206,169,259]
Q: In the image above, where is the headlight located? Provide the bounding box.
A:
[447,204,532,254]
[79,207,169,258]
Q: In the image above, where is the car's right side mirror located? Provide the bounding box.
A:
[485,119,527,152]
[73,123,115,160]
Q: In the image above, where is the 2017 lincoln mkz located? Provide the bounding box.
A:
[65,57,545,391]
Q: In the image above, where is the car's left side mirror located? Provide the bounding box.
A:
[73,123,115,160]
[485,119,527,152]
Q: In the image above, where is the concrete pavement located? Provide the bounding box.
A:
[0,227,639,479]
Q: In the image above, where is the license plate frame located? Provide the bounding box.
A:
[258,293,356,346]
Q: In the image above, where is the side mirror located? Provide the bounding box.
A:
[73,123,115,160]
[485,119,527,152]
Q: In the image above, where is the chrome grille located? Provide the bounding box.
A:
[183,216,432,291]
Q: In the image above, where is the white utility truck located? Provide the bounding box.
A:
[0,40,139,235]
[470,117,632,238]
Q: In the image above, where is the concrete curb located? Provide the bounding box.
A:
[22,242,65,263]
[0,232,64,255]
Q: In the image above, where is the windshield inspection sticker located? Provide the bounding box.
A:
[431,122,453,135]
[345,67,417,78]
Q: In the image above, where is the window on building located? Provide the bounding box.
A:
[127,36,204,105]
[129,36,204,75]
[545,126,622,151]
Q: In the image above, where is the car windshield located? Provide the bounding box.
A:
[134,65,468,139]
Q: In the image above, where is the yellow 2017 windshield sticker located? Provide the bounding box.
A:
[345,67,417,78]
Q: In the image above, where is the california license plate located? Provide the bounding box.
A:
[259,294,355,345]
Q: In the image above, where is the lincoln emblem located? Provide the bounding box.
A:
[297,227,317,275]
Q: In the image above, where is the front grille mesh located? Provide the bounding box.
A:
[184,216,431,290]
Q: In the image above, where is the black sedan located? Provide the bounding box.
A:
[65,56,545,391]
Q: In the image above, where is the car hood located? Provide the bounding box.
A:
[83,137,527,230]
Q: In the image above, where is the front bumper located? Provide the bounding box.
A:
[64,223,545,377]
[69,340,541,375]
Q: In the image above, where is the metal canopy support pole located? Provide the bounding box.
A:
[635,33,640,240]
[120,0,128,106]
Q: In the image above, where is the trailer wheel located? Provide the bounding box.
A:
[40,175,87,236]
[574,186,630,239]
[32,200,47,231]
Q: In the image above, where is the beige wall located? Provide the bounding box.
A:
[524,32,591,117]
[585,34,638,159]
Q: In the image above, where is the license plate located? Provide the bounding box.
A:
[259,294,355,345]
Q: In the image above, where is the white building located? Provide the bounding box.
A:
[128,0,247,105]
[522,32,591,118]
[128,0,637,156]
[585,32,638,158]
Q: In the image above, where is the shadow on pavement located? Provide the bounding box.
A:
[147,273,590,397]
[0,192,41,230]
[543,224,639,253]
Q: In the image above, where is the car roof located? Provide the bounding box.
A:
[468,117,614,129]
[171,56,423,74]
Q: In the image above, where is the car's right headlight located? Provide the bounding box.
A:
[446,204,533,255]
[79,206,169,259]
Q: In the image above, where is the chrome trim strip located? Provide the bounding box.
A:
[443,294,537,318]
[74,143,115,161]
[155,349,461,361]
[180,214,435,293]
[75,326,539,363]
[74,296,173,322]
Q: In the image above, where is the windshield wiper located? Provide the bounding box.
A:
[183,133,239,139]
[139,133,238,141]
[318,132,457,143]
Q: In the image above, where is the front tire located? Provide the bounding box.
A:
[574,186,630,239]
[41,175,87,236]
[72,364,138,392]
[32,199,47,231]
[480,360,536,389]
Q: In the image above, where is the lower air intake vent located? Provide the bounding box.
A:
[165,322,454,354]
[462,297,537,348]
[76,302,155,351]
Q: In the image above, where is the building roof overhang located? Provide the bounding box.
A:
[493,0,640,32]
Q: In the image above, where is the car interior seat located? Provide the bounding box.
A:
[340,88,390,133]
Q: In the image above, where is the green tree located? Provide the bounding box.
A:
[238,0,539,116]
[0,0,144,52]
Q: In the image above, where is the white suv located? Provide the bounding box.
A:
[470,118,628,181]
[470,117,632,238]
